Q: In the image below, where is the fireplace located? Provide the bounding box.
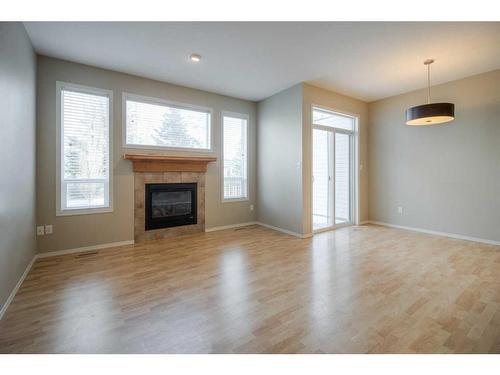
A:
[145,183,197,231]
[126,155,215,242]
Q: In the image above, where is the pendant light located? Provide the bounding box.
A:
[405,59,455,126]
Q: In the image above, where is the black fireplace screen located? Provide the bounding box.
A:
[151,191,191,218]
[145,183,197,230]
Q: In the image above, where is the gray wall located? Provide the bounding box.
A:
[257,83,369,236]
[302,83,369,234]
[257,84,304,234]
[37,56,257,252]
[369,70,500,242]
[0,23,37,311]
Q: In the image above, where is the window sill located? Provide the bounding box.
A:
[56,207,113,217]
[221,198,250,203]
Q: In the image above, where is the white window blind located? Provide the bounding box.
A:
[312,107,355,131]
[223,114,248,200]
[125,96,211,150]
[59,85,111,213]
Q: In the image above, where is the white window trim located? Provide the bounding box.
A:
[122,92,214,153]
[312,104,358,134]
[56,81,114,216]
[221,111,250,203]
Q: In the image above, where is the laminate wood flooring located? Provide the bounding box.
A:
[1,224,499,353]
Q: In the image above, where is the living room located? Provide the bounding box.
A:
[1,1,499,372]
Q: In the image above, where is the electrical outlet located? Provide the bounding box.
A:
[398,206,404,215]
[250,204,254,211]
[45,224,53,234]
[37,226,44,236]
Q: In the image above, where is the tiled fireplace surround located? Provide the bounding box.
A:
[134,171,205,243]
[125,154,216,243]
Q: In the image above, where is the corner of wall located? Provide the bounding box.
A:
[0,22,38,313]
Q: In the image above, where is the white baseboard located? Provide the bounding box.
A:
[0,254,37,320]
[367,221,500,246]
[256,222,312,239]
[205,221,258,232]
[37,240,135,259]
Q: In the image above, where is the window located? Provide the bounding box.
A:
[124,94,211,151]
[223,113,248,201]
[57,82,112,215]
[313,107,355,131]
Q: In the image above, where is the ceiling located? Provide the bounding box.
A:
[24,22,500,102]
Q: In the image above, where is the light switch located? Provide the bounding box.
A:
[37,226,44,236]
[45,225,53,234]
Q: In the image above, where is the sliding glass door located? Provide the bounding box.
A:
[312,128,333,229]
[334,132,351,225]
[312,107,356,231]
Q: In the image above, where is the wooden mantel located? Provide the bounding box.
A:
[124,154,217,173]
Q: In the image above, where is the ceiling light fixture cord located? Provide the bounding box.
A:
[427,62,431,104]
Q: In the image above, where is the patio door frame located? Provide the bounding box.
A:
[311,105,359,234]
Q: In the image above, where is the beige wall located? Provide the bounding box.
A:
[368,70,500,242]
[257,84,304,234]
[34,53,498,253]
[302,83,369,234]
[36,56,257,252]
[0,23,37,310]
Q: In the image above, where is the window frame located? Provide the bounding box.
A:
[122,92,214,153]
[221,111,250,203]
[312,105,357,132]
[56,81,114,216]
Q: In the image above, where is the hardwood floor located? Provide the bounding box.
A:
[1,224,499,353]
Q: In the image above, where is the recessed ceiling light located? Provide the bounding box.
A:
[190,54,201,62]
